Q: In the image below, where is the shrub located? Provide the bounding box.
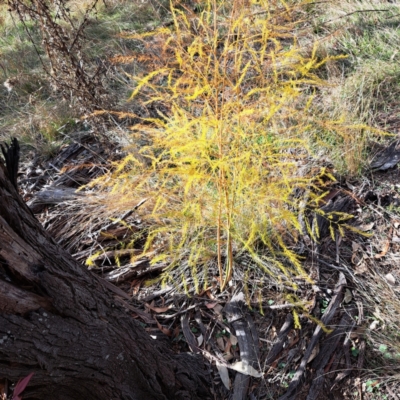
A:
[90,0,369,291]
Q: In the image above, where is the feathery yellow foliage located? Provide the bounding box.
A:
[90,0,365,292]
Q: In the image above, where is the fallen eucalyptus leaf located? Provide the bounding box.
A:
[358,222,375,232]
[344,289,353,304]
[352,241,362,252]
[230,333,238,346]
[216,361,230,389]
[385,273,396,286]
[213,304,224,314]
[216,336,225,351]
[307,342,319,364]
[229,361,263,378]
[223,352,234,361]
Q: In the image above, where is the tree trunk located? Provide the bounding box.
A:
[0,147,211,399]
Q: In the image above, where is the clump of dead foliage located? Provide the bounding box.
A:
[6,0,110,113]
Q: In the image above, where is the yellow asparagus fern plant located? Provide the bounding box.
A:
[88,0,376,292]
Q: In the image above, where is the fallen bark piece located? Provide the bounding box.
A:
[0,137,19,189]
[28,185,84,205]
[370,139,400,171]
[265,313,294,366]
[311,305,357,371]
[224,292,260,400]
[306,368,324,400]
[279,272,347,400]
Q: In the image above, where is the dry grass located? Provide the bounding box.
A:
[349,199,400,393]
[302,0,400,174]
[305,0,400,392]
[0,0,170,146]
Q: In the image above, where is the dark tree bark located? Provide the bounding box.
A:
[0,144,211,399]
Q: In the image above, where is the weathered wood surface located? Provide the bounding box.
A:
[224,292,260,400]
[27,185,84,212]
[0,142,211,400]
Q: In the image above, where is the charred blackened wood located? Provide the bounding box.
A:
[1,137,20,190]
[279,273,347,400]
[370,139,400,171]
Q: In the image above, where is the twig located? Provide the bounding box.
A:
[141,287,173,302]
[158,304,197,320]
[322,9,393,26]
[249,302,303,310]
[317,258,357,282]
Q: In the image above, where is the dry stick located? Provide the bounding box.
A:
[58,132,109,164]
[249,302,306,311]
[201,310,234,335]
[387,387,400,400]
[67,1,99,54]
[98,276,131,300]
[9,3,51,78]
[279,272,347,400]
[101,260,162,284]
[181,313,201,354]
[9,0,103,108]
[158,304,197,320]
[116,298,155,324]
[321,9,394,26]
[141,287,173,303]
[317,258,357,282]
